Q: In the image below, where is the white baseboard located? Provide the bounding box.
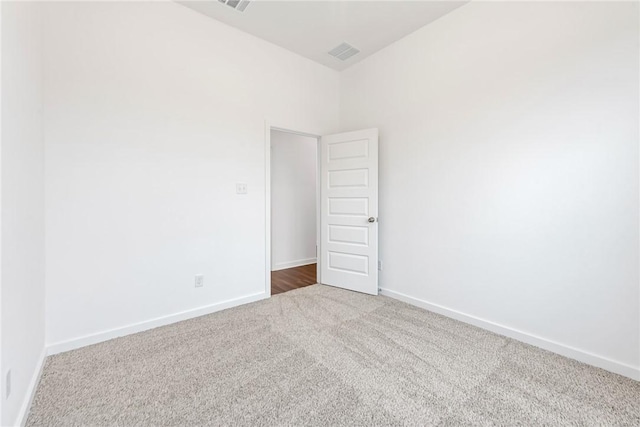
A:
[16,348,47,427]
[380,288,640,381]
[47,291,268,356]
[272,257,316,271]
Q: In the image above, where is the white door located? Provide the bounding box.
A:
[320,128,378,295]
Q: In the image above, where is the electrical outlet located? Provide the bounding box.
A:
[6,370,11,399]
[195,275,204,288]
[236,183,248,194]
[378,260,383,271]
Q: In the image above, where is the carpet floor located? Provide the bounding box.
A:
[27,285,640,426]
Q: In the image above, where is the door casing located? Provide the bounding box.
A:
[265,121,322,296]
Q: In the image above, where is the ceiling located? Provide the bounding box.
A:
[178,1,467,71]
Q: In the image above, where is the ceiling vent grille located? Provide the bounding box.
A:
[328,42,360,61]
[218,0,251,12]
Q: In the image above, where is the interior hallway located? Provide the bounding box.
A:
[271,264,317,295]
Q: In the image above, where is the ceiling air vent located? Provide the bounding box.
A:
[218,0,251,12]
[328,43,360,61]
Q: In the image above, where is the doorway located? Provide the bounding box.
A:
[266,124,379,297]
[269,128,320,295]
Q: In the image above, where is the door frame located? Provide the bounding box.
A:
[265,121,322,297]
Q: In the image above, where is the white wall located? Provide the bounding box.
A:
[1,1,46,425]
[43,2,339,348]
[271,130,317,271]
[341,1,640,378]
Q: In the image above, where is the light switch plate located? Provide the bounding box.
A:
[236,183,248,194]
[195,275,204,288]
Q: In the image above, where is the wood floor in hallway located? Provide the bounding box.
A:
[271,263,317,295]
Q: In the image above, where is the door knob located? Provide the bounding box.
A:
[368,217,376,223]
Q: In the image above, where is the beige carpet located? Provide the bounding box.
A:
[27,285,640,426]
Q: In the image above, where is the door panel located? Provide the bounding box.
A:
[328,225,369,246]
[328,198,369,216]
[320,129,378,295]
